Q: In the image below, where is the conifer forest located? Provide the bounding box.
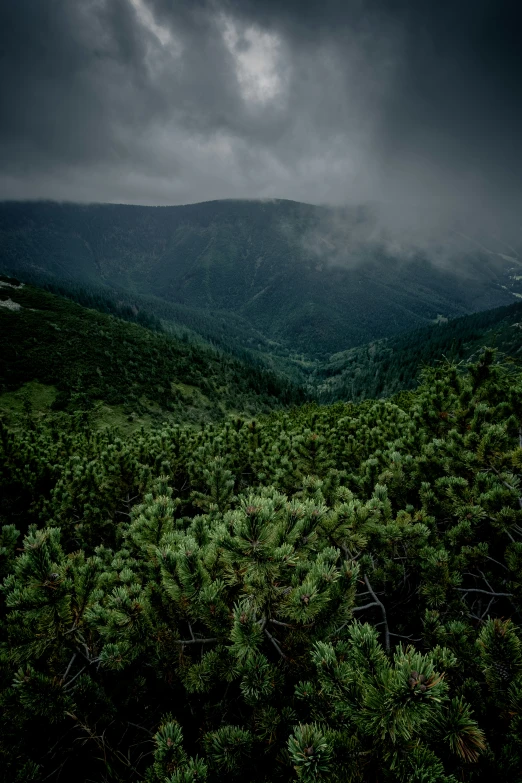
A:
[3,273,522,782]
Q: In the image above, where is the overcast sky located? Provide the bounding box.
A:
[0,0,520,241]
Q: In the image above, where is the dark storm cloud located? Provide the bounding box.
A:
[221,0,522,241]
[0,0,520,245]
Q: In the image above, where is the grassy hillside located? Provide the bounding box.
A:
[316,299,522,401]
[0,279,306,428]
[1,199,518,355]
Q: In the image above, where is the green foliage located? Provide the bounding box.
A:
[2,350,522,781]
[288,723,333,781]
[0,282,306,425]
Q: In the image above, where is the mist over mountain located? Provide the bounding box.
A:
[1,0,521,248]
[2,0,521,356]
[1,198,520,355]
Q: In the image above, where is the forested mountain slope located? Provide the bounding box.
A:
[3,278,522,432]
[23,276,309,383]
[0,199,518,354]
[2,351,522,782]
[0,279,305,427]
[316,299,522,402]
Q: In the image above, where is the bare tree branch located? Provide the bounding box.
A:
[264,627,289,660]
[352,602,381,612]
[363,575,390,652]
[173,637,217,645]
[456,588,512,597]
[63,652,77,680]
[269,618,294,628]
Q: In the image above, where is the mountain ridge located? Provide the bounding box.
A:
[1,198,519,355]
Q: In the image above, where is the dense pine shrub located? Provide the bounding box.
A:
[1,350,522,781]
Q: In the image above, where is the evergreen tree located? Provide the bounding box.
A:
[1,351,522,781]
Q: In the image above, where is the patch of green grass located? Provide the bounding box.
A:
[91,402,162,434]
[0,382,58,424]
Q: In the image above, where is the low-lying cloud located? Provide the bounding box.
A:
[0,0,520,251]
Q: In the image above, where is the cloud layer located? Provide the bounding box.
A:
[0,0,520,243]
